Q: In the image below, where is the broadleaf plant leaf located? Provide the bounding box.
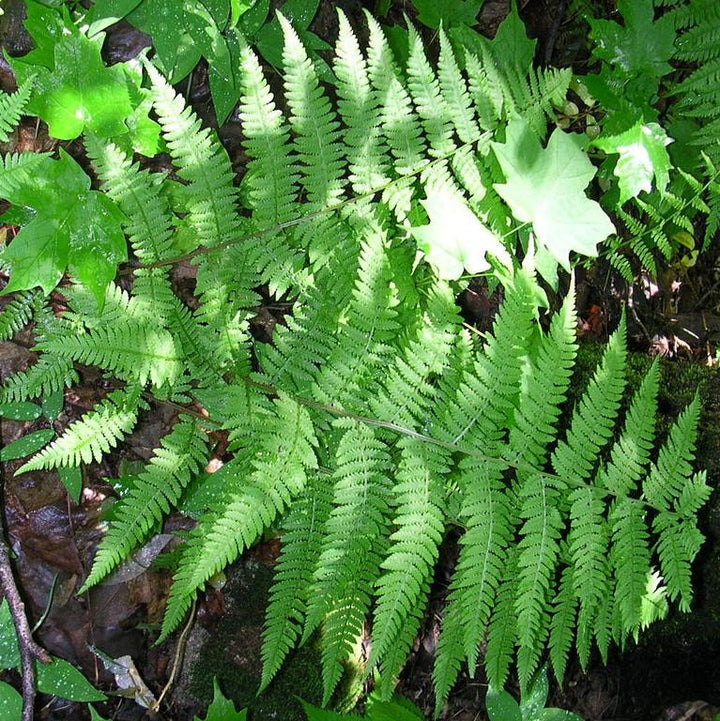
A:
[592,121,673,204]
[589,0,675,81]
[37,658,107,702]
[492,118,615,270]
[412,0,483,29]
[194,678,247,720]
[12,29,133,140]
[0,151,127,302]
[411,188,512,280]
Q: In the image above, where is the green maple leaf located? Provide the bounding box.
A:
[13,29,133,140]
[589,0,675,81]
[411,188,512,280]
[492,118,615,270]
[0,151,126,303]
[593,121,673,204]
[412,0,483,29]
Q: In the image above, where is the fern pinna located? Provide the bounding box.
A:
[0,6,710,715]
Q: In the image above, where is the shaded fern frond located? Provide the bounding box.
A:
[37,319,183,387]
[160,394,318,640]
[305,421,392,704]
[0,291,39,341]
[0,78,34,142]
[82,420,208,590]
[260,471,333,692]
[370,438,449,697]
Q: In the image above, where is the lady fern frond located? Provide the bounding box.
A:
[85,134,176,264]
[304,421,392,703]
[260,471,333,692]
[0,77,33,142]
[17,386,146,473]
[279,13,345,209]
[160,394,318,641]
[37,318,183,388]
[0,291,39,341]
[370,438,449,696]
[4,10,707,712]
[82,420,208,590]
[334,10,390,195]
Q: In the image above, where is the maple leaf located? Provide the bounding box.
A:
[0,151,126,303]
[589,0,675,81]
[411,188,511,280]
[491,118,615,270]
[412,0,483,29]
[593,121,673,205]
[13,29,133,140]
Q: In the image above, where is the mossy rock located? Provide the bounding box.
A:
[189,556,324,721]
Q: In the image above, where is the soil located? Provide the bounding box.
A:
[1,1,720,720]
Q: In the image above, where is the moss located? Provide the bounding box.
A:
[189,557,323,721]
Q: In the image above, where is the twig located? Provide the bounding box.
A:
[0,526,51,721]
[152,598,196,713]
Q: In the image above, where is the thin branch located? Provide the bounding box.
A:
[0,525,51,721]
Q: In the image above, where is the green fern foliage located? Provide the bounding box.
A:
[0,78,34,142]
[81,419,208,590]
[0,7,709,716]
[17,386,146,473]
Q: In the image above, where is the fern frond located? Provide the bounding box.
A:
[369,439,448,696]
[370,281,461,428]
[260,471,333,691]
[17,387,146,473]
[0,291,38,341]
[37,319,183,387]
[334,10,391,195]
[438,29,479,145]
[0,152,52,198]
[548,565,577,684]
[365,11,427,177]
[406,23,455,157]
[643,394,700,509]
[484,555,519,688]
[303,421,391,703]
[313,214,399,411]
[609,498,651,635]
[81,419,208,590]
[160,394,318,640]
[445,461,512,673]
[144,60,241,249]
[0,77,34,142]
[1,353,78,404]
[85,134,176,263]
[279,13,345,208]
[598,359,659,497]
[552,312,627,481]
[515,473,565,688]
[567,486,610,667]
[237,37,299,225]
[507,289,578,473]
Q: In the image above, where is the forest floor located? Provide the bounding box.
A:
[2,1,720,719]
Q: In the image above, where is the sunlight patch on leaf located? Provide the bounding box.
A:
[492,118,615,270]
[411,188,511,280]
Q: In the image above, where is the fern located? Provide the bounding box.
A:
[18,386,146,473]
[81,419,208,589]
[1,8,709,715]
[0,78,34,142]
[0,290,39,341]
